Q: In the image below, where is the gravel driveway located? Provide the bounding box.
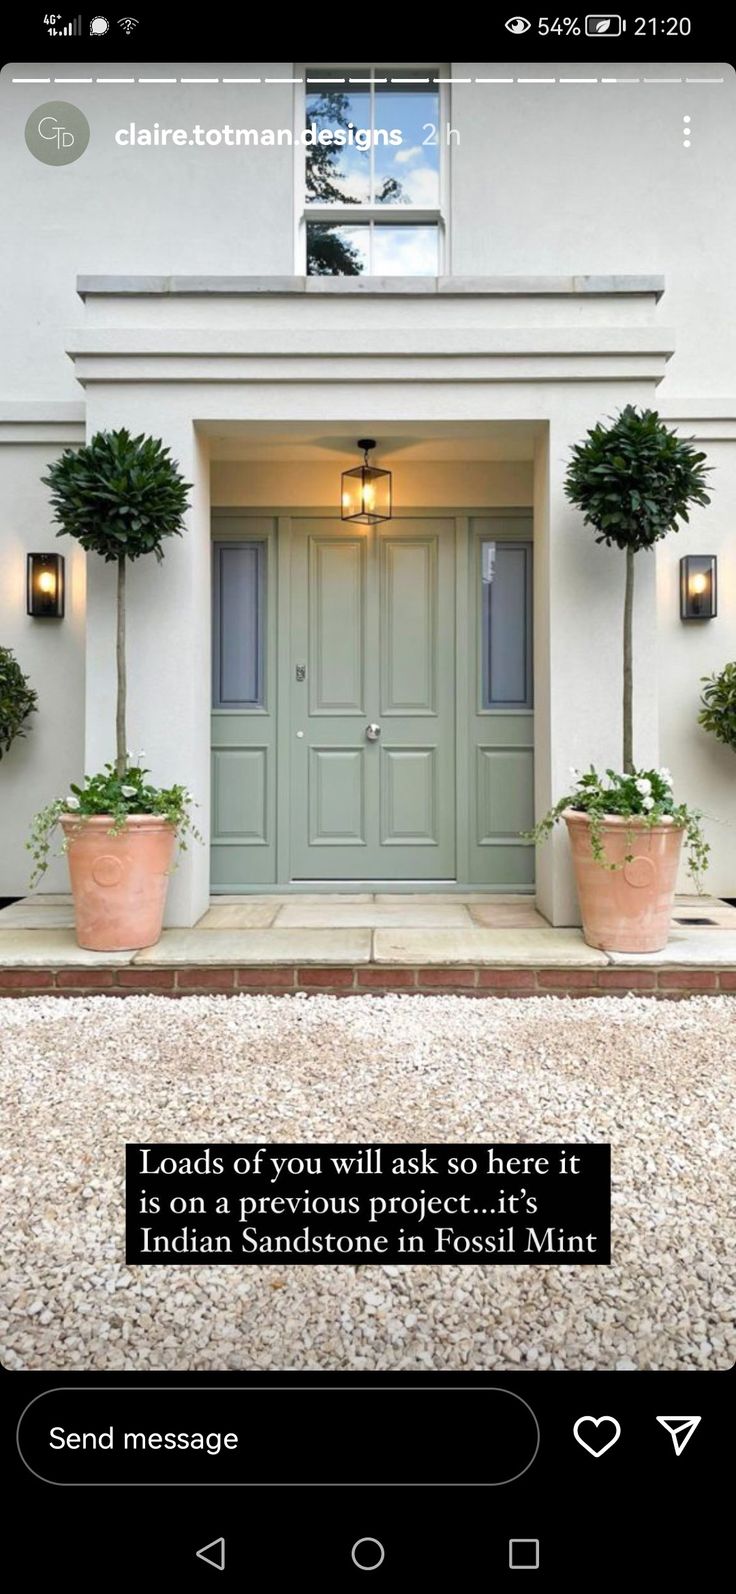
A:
[1,992,733,1372]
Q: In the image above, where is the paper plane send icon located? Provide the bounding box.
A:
[656,1416,701,1456]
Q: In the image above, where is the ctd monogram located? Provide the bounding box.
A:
[25,101,90,165]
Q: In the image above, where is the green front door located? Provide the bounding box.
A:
[290,517,456,880]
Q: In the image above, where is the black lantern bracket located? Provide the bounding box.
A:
[680,555,717,621]
[27,552,65,618]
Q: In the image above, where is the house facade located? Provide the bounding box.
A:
[1,60,734,925]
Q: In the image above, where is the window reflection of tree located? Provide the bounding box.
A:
[305,90,405,275]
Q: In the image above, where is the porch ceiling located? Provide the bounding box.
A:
[199,419,543,464]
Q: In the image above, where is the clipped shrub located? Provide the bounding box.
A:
[0,646,37,759]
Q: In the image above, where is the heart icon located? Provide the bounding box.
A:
[573,1415,621,1457]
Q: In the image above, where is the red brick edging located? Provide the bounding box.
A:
[0,965,733,998]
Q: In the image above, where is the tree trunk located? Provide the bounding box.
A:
[115,555,127,776]
[623,545,635,773]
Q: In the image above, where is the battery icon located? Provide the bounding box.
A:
[585,14,625,33]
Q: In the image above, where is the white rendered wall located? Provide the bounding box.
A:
[1,60,734,401]
[0,437,85,894]
[657,434,736,897]
[1,59,734,910]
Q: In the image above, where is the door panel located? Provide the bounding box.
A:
[210,520,276,889]
[476,745,535,839]
[468,517,535,888]
[291,518,455,880]
[309,746,366,845]
[380,537,437,714]
[381,746,437,845]
[212,746,268,843]
[309,537,366,715]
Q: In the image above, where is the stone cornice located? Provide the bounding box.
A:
[77,274,666,301]
[65,327,675,388]
[0,401,85,444]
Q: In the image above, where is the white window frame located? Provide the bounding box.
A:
[293,63,450,276]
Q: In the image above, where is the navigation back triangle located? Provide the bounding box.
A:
[196,1537,226,1570]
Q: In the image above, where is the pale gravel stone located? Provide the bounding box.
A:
[0,992,733,1374]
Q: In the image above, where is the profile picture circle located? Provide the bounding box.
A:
[25,101,90,166]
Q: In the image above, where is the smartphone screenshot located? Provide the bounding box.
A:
[1,12,733,1584]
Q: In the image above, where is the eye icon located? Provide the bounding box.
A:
[505,15,532,31]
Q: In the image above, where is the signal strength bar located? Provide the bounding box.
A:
[47,14,82,34]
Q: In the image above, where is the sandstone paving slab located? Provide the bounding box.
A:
[195,904,280,929]
[375,892,532,904]
[0,930,134,967]
[0,903,75,928]
[469,904,550,929]
[276,903,472,928]
[134,928,373,966]
[607,931,736,967]
[372,928,609,967]
[210,893,374,904]
[4,893,72,906]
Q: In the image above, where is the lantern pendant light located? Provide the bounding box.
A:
[341,439,392,525]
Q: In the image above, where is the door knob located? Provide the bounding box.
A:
[365,723,381,741]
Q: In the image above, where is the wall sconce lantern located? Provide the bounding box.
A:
[27,552,65,618]
[680,555,717,620]
[341,439,392,525]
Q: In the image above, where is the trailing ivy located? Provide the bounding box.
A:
[528,766,710,887]
[28,762,202,888]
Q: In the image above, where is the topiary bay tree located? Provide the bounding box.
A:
[565,405,711,772]
[43,428,191,776]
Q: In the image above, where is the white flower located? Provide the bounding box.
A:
[136,750,146,762]
[121,784,137,797]
[642,795,655,811]
[65,795,80,810]
[635,777,652,796]
[659,767,673,786]
[569,766,580,781]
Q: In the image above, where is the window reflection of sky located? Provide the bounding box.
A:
[375,90,439,205]
[306,87,370,204]
[373,223,438,272]
[306,223,439,276]
[305,79,439,208]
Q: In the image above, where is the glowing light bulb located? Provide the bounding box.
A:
[38,570,55,594]
[690,572,707,595]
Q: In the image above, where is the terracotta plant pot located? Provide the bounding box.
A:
[563,809,684,953]
[60,813,176,952]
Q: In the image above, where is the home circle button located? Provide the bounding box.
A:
[351,1538,385,1571]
